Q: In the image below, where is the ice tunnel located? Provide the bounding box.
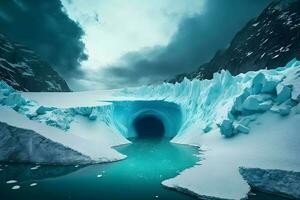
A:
[111,101,183,139]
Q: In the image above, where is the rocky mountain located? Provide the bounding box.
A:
[0,33,71,92]
[169,0,300,83]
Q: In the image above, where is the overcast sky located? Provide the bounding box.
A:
[63,0,272,90]
[0,0,272,90]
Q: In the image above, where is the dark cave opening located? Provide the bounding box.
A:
[133,115,165,138]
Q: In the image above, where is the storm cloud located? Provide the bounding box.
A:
[0,0,87,77]
[102,0,273,88]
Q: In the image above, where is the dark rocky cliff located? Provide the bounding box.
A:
[169,0,300,83]
[0,33,71,92]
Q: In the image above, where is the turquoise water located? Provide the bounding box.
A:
[0,138,290,200]
[0,138,199,200]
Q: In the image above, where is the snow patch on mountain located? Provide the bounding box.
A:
[0,33,70,92]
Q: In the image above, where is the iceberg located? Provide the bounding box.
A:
[234,123,249,134]
[276,84,292,104]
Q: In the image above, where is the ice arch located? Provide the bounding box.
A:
[111,101,182,138]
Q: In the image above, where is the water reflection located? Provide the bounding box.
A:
[0,163,84,183]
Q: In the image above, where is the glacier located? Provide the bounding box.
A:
[0,59,300,199]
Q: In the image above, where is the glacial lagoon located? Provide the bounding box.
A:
[0,138,290,200]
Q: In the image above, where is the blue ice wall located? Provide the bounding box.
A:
[111,101,182,138]
[2,59,298,141]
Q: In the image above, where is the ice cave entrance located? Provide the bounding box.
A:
[133,114,165,138]
[112,100,183,139]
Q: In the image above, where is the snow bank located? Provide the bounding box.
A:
[0,121,91,165]
[163,109,300,199]
[0,106,127,164]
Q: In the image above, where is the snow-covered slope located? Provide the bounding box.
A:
[163,110,300,199]
[0,106,127,164]
[0,33,71,92]
[0,81,128,164]
[0,59,300,199]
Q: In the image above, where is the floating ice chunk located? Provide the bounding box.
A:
[279,67,300,101]
[234,123,250,134]
[242,94,273,112]
[279,106,291,116]
[251,73,280,94]
[231,89,251,114]
[219,119,234,137]
[248,192,256,196]
[276,84,292,104]
[89,108,98,120]
[11,185,20,190]
[2,93,26,107]
[237,115,257,127]
[251,73,266,94]
[30,183,37,187]
[242,96,260,111]
[6,180,17,184]
[246,52,253,56]
[271,101,292,116]
[203,124,212,133]
[73,107,92,116]
[0,81,14,96]
[270,105,280,113]
[257,101,273,111]
[257,94,273,101]
[1,89,12,96]
[30,165,40,170]
[36,106,56,115]
[261,80,279,93]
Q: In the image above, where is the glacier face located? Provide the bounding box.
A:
[120,59,300,140]
[0,59,300,199]
[1,59,300,145]
[0,72,246,140]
